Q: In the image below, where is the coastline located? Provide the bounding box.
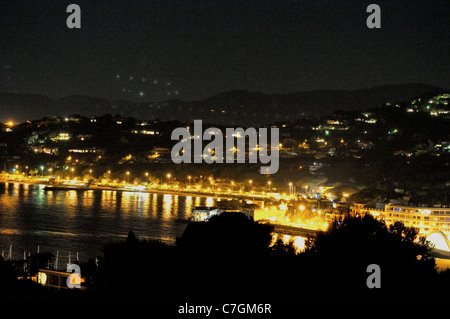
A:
[0,178,266,203]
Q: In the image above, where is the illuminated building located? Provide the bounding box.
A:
[36,269,85,289]
[190,206,254,222]
[31,146,59,154]
[352,203,450,237]
[131,129,160,135]
[384,204,450,236]
[51,133,71,141]
[68,147,105,154]
[190,206,225,222]
[349,203,450,254]
[406,93,450,117]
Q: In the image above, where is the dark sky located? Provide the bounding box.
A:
[0,0,449,102]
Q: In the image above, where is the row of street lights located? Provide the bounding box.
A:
[14,165,301,195]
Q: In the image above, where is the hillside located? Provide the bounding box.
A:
[0,83,443,125]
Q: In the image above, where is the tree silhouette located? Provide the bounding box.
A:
[0,256,17,298]
[176,212,273,259]
[93,230,176,299]
[62,214,450,299]
[175,212,274,298]
[302,214,436,298]
[270,239,298,258]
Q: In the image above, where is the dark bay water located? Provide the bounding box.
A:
[0,182,216,265]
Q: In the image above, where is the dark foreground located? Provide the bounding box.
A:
[2,212,450,300]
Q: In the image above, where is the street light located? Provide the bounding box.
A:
[40,166,44,177]
[71,167,75,179]
[167,173,171,185]
[188,175,191,186]
[126,171,130,183]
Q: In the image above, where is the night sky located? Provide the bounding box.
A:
[1,0,449,102]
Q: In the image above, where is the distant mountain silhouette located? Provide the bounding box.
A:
[0,83,443,125]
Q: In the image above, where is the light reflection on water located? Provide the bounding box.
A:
[185,196,193,219]
[0,183,307,265]
[0,183,216,263]
[206,197,214,207]
[163,194,173,220]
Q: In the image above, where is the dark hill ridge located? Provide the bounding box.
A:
[0,83,443,125]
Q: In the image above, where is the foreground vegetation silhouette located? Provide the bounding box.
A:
[2,212,450,299]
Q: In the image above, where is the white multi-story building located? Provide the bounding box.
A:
[351,203,450,253]
[384,204,450,237]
